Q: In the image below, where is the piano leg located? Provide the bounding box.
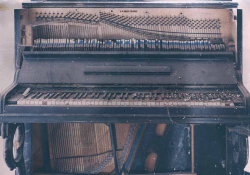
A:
[226,124,249,175]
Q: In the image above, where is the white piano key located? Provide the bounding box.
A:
[93,99,98,105]
[125,101,130,106]
[129,101,134,106]
[69,99,75,105]
[198,102,203,106]
[30,100,35,105]
[112,100,117,106]
[150,102,156,106]
[77,100,82,106]
[17,98,26,105]
[51,99,57,105]
[38,100,43,105]
[116,100,121,106]
[107,100,112,106]
[103,100,108,106]
[64,100,70,105]
[90,100,95,105]
[133,101,138,106]
[99,100,104,106]
[82,100,86,105]
[55,99,61,105]
[211,102,217,106]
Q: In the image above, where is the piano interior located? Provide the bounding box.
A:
[1,3,250,175]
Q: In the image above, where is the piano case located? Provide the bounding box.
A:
[0,1,250,175]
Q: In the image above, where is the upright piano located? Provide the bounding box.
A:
[0,1,249,175]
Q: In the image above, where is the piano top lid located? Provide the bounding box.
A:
[24,0,238,8]
[31,0,233,1]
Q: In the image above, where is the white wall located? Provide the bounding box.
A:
[0,0,249,175]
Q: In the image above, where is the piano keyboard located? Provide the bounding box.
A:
[9,89,244,107]
[32,38,226,52]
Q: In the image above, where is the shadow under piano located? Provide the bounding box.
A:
[0,0,250,175]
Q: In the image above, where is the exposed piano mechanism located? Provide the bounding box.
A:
[0,1,250,175]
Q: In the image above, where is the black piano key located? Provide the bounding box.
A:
[107,93,112,100]
[90,93,95,98]
[137,93,141,100]
[73,93,79,99]
[31,92,39,99]
[48,93,55,99]
[219,93,226,100]
[82,93,88,99]
[124,93,128,100]
[208,94,213,100]
[119,93,124,99]
[178,93,183,99]
[53,93,60,99]
[149,93,152,100]
[103,93,107,99]
[36,93,43,99]
[142,93,145,100]
[173,93,178,99]
[166,93,170,99]
[112,93,117,99]
[77,93,84,99]
[43,93,50,99]
[132,93,137,100]
[95,93,100,99]
[65,93,72,99]
[161,93,165,100]
[153,93,157,100]
[190,93,196,100]
[60,93,67,99]
[24,93,31,99]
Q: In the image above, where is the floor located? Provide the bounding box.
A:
[0,0,250,175]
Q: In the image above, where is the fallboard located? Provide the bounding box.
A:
[19,52,237,85]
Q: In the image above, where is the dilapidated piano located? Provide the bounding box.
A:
[0,0,249,175]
